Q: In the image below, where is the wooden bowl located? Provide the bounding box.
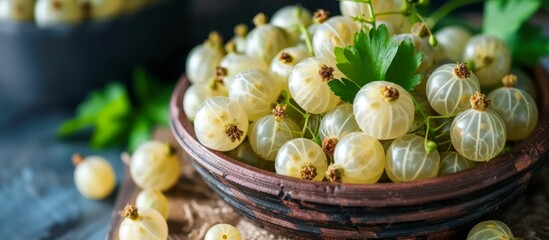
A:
[169,67,549,239]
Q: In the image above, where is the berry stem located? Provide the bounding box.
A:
[120,152,131,165]
[72,153,84,166]
[375,10,408,17]
[411,9,435,41]
[300,112,311,138]
[366,0,376,29]
[299,23,315,56]
[424,114,456,153]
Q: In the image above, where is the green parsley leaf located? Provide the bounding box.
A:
[483,0,548,66]
[330,25,423,103]
[386,40,423,91]
[483,0,541,39]
[58,68,173,151]
[327,78,361,103]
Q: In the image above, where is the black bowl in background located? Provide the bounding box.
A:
[0,0,186,111]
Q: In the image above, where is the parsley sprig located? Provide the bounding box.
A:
[328,25,423,103]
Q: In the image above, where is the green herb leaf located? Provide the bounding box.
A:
[483,0,548,66]
[57,82,131,139]
[483,0,541,39]
[90,83,132,149]
[327,78,361,103]
[58,68,172,151]
[330,25,423,103]
[386,40,423,91]
[128,116,151,152]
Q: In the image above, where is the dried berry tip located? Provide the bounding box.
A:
[279,52,294,64]
[314,9,330,24]
[453,62,471,79]
[167,144,177,156]
[72,153,84,166]
[225,124,244,143]
[271,103,288,122]
[412,22,429,38]
[471,92,491,111]
[326,165,342,183]
[253,13,268,26]
[119,204,139,221]
[234,24,248,37]
[300,164,317,180]
[383,86,400,101]
[322,138,338,156]
[52,0,62,9]
[502,74,517,88]
[215,66,228,82]
[319,64,335,82]
[482,56,493,66]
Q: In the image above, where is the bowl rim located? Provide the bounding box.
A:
[170,66,549,207]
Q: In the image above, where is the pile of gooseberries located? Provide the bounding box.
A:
[179,1,540,238]
[117,140,181,239]
[184,2,539,186]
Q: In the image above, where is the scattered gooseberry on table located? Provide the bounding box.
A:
[118,204,168,240]
[73,153,116,200]
[129,140,181,191]
[204,223,242,240]
[135,189,170,220]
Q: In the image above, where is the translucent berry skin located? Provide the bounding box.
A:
[426,63,481,115]
[275,138,328,181]
[466,220,514,240]
[312,16,359,62]
[434,26,472,62]
[319,103,361,141]
[339,0,399,26]
[270,47,311,92]
[438,151,475,176]
[271,5,312,45]
[135,190,170,219]
[219,53,268,89]
[386,134,440,182]
[249,115,301,161]
[186,41,224,84]
[204,223,242,240]
[463,35,511,88]
[488,87,538,141]
[119,208,168,240]
[183,83,228,121]
[74,156,116,200]
[393,34,434,72]
[246,23,291,64]
[289,57,342,114]
[229,69,281,121]
[353,81,415,140]
[451,108,506,162]
[332,132,386,184]
[130,141,181,191]
[194,97,248,152]
[228,139,275,172]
